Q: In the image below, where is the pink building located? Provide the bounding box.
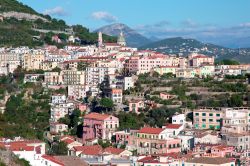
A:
[129,99,144,113]
[82,113,119,143]
[159,92,176,100]
[210,145,234,157]
[125,55,178,74]
[115,130,138,147]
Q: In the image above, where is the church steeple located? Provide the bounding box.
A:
[117,31,126,46]
[98,31,103,47]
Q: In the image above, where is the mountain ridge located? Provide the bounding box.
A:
[140,37,250,63]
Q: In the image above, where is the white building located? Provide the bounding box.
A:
[172,114,186,125]
[51,94,67,104]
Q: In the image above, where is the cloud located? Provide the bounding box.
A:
[43,6,68,16]
[91,11,118,23]
[239,22,250,28]
[181,19,198,27]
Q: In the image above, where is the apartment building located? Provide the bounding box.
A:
[61,70,85,85]
[193,108,223,130]
[22,52,45,70]
[0,52,21,74]
[44,72,62,85]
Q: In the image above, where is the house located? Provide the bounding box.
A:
[129,99,144,113]
[82,113,119,143]
[40,155,88,166]
[159,92,176,100]
[50,122,68,135]
[3,140,46,166]
[114,130,138,149]
[162,124,184,137]
[195,132,221,145]
[172,113,186,125]
[23,74,43,83]
[136,127,181,155]
[59,135,82,150]
[110,88,123,104]
[69,145,103,157]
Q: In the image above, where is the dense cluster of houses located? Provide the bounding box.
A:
[1,32,250,166]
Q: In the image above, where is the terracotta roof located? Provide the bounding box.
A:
[138,156,156,162]
[138,127,163,134]
[73,145,102,156]
[164,124,182,129]
[54,156,88,166]
[42,155,64,166]
[186,157,234,164]
[84,113,110,121]
[104,147,124,155]
[62,138,74,145]
[10,145,34,151]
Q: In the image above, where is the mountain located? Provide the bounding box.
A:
[0,0,116,48]
[140,37,250,63]
[95,23,152,47]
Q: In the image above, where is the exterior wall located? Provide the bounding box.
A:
[225,134,250,150]
[0,53,21,73]
[50,123,68,134]
[154,66,177,75]
[44,72,61,85]
[124,76,134,90]
[83,115,119,142]
[159,92,175,100]
[136,136,181,155]
[193,109,223,129]
[61,70,85,85]
[68,85,88,99]
[23,53,45,70]
[111,89,123,103]
[129,100,144,113]
[195,134,221,145]
[51,95,66,104]
[172,114,186,125]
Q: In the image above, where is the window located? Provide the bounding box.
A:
[202,113,206,116]
[202,119,206,122]
[209,113,213,116]
[216,114,220,117]
[195,113,199,116]
[209,119,213,122]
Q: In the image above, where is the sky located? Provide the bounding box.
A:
[19,0,250,47]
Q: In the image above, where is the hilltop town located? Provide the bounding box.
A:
[0,29,249,166]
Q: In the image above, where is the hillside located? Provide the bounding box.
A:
[140,37,250,63]
[95,23,152,47]
[0,0,116,48]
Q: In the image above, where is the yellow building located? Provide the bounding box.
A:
[22,53,45,70]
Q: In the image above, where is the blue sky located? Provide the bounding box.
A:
[18,0,250,47]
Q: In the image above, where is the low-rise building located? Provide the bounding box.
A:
[83,113,119,143]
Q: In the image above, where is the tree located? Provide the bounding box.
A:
[228,94,243,107]
[50,141,68,155]
[100,98,114,111]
